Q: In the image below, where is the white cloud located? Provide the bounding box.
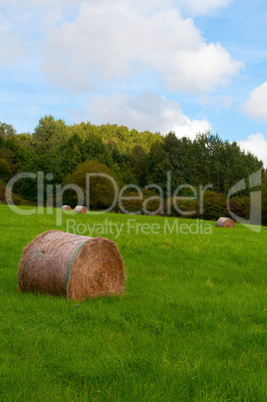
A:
[68,92,210,139]
[42,2,242,94]
[0,0,242,136]
[0,1,242,91]
[243,82,267,122]
[239,133,267,167]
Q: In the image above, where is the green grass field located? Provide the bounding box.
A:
[0,205,266,401]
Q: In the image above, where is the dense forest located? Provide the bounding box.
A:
[0,116,266,224]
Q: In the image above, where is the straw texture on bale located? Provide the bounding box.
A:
[62,205,72,210]
[216,217,235,228]
[75,205,87,213]
[18,230,125,300]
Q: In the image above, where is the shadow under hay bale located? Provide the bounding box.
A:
[18,230,125,300]
[216,217,235,228]
[74,205,87,213]
[62,205,72,210]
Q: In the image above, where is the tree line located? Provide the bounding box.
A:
[0,116,266,224]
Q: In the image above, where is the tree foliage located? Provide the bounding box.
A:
[63,160,118,209]
[0,116,265,222]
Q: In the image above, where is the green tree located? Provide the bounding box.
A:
[63,160,119,209]
[0,159,12,182]
[0,122,16,140]
[127,145,148,186]
[58,134,83,177]
[33,115,67,144]
[147,139,169,192]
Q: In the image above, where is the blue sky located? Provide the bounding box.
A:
[0,0,267,166]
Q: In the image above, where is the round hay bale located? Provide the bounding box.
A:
[75,205,87,213]
[18,230,125,300]
[216,217,235,228]
[62,205,72,210]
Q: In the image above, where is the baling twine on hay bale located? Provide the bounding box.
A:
[74,205,87,213]
[62,205,72,210]
[216,217,235,228]
[18,230,125,300]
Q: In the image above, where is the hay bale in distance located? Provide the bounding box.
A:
[62,205,72,210]
[75,205,87,213]
[216,217,235,228]
[18,230,125,300]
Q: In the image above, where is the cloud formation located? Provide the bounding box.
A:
[68,92,210,138]
[243,82,267,122]
[42,1,242,94]
[0,0,248,138]
[239,132,267,167]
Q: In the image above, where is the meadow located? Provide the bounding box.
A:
[0,205,266,401]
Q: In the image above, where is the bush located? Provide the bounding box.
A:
[118,189,162,214]
[164,197,198,218]
[202,191,227,221]
[0,179,34,206]
[63,160,118,209]
[228,196,250,220]
[119,192,142,213]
